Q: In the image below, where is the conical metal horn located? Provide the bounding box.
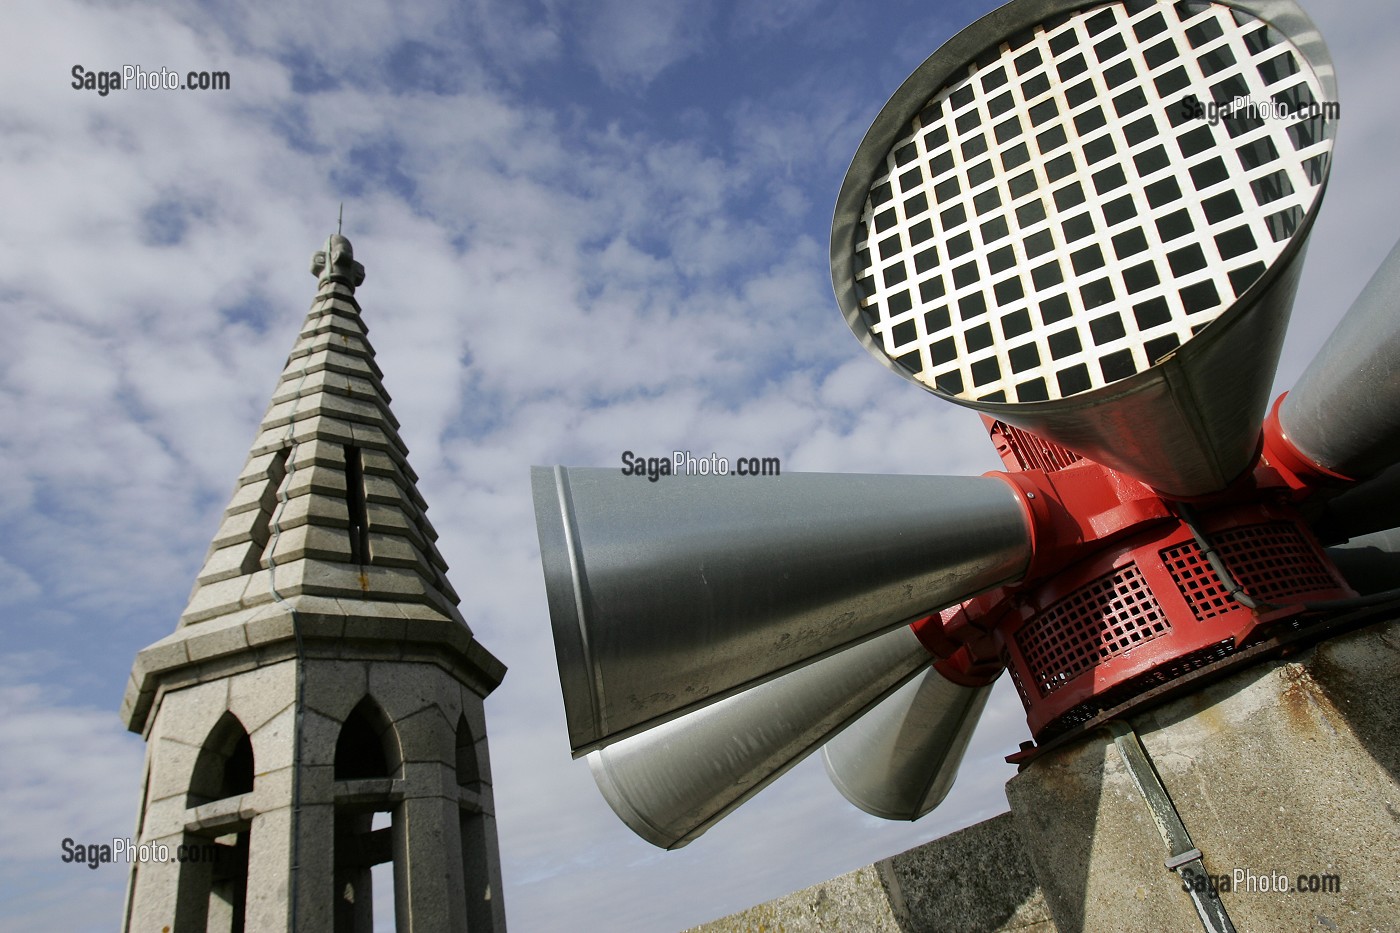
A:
[830,0,1336,497]
[1325,529,1400,597]
[531,466,1031,756]
[822,666,992,821]
[1279,235,1400,481]
[588,625,932,849]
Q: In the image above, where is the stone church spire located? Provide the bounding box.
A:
[165,232,465,641]
[122,234,507,932]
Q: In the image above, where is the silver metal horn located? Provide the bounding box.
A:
[822,666,992,821]
[588,626,932,849]
[531,465,1031,756]
[1279,235,1400,481]
[831,0,1337,497]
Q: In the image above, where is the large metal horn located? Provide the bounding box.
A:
[1278,235,1400,481]
[830,0,1337,497]
[531,466,1030,755]
[823,666,993,822]
[588,626,931,849]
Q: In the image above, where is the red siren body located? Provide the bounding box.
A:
[917,413,1355,748]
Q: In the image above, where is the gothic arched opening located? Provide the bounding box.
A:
[188,711,255,806]
[334,696,400,781]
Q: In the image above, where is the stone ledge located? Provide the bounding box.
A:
[123,599,505,735]
[689,813,1055,933]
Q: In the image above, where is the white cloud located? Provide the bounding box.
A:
[560,0,714,88]
[0,669,146,931]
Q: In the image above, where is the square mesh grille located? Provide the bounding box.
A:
[1008,662,1032,711]
[853,0,1334,404]
[1015,562,1169,696]
[994,420,1084,471]
[1161,521,1337,620]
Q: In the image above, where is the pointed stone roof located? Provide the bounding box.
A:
[123,234,504,734]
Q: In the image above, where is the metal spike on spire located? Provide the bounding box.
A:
[338,202,343,236]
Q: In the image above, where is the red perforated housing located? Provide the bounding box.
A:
[919,416,1356,742]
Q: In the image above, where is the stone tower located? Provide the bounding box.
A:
[120,234,508,932]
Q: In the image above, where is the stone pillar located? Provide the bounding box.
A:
[1007,619,1400,932]
[396,793,470,931]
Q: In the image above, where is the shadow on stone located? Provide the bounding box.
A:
[879,812,1055,932]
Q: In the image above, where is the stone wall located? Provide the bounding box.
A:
[689,812,1056,933]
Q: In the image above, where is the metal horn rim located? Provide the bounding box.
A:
[585,626,934,849]
[532,465,606,757]
[827,0,1334,496]
[829,0,1334,403]
[821,669,994,821]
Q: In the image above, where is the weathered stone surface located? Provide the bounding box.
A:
[301,659,369,720]
[149,679,230,747]
[195,542,255,585]
[692,813,1053,933]
[369,660,444,720]
[250,704,297,773]
[208,507,269,550]
[1008,619,1400,933]
[263,490,349,532]
[264,522,355,564]
[394,706,454,766]
[184,616,251,662]
[143,735,204,805]
[223,475,275,515]
[235,449,282,483]
[280,460,348,500]
[395,795,471,930]
[288,436,348,471]
[180,574,250,624]
[691,864,902,933]
[881,812,1054,932]
[243,604,298,647]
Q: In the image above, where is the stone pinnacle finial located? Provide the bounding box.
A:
[310,233,366,288]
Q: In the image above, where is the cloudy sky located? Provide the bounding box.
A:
[1,0,1396,929]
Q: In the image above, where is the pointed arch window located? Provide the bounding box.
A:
[188,712,255,806]
[178,711,254,933]
[333,697,402,932]
[334,696,400,781]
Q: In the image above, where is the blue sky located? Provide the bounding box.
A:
[1,0,1397,929]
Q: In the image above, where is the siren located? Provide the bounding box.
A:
[587,625,932,849]
[831,0,1336,498]
[531,465,1029,754]
[529,0,1400,849]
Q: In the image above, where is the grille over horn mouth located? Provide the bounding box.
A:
[833,0,1337,497]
